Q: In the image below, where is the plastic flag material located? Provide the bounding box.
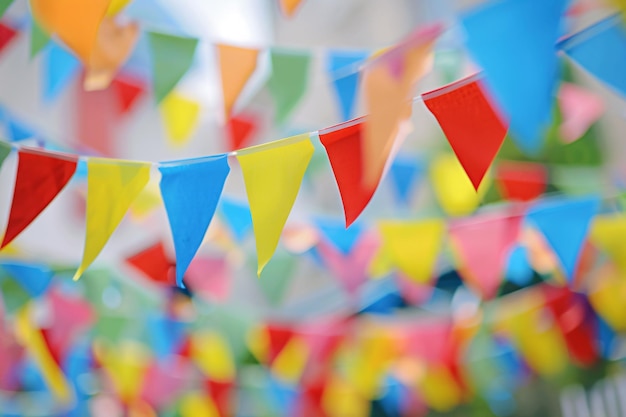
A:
[95,340,150,405]
[237,134,314,275]
[450,211,522,299]
[423,75,508,190]
[559,16,626,98]
[74,158,151,280]
[362,24,441,188]
[0,21,16,55]
[44,42,80,102]
[327,50,368,121]
[159,92,201,147]
[159,154,230,287]
[125,241,174,285]
[558,82,604,143]
[0,261,53,298]
[191,330,235,381]
[588,265,626,331]
[219,198,253,242]
[319,120,378,227]
[30,0,110,62]
[315,218,363,255]
[1,148,77,248]
[526,195,599,281]
[590,214,626,274]
[29,19,49,58]
[147,31,198,103]
[6,115,35,142]
[278,0,303,17]
[217,44,259,117]
[378,219,444,284]
[389,155,421,205]
[185,256,230,302]
[84,17,139,91]
[226,113,258,151]
[112,74,145,114]
[268,49,311,124]
[461,0,567,154]
[495,161,547,202]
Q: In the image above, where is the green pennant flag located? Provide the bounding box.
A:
[256,251,296,306]
[268,48,311,124]
[30,19,50,58]
[0,141,12,168]
[147,31,198,103]
[0,0,13,18]
[0,275,30,314]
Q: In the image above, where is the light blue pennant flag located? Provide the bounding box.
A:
[389,155,422,205]
[327,50,368,121]
[0,260,53,298]
[315,217,363,255]
[43,42,80,102]
[219,197,253,242]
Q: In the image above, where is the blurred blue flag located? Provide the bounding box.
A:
[559,15,626,98]
[389,155,422,205]
[461,0,567,155]
[315,217,363,255]
[148,314,187,360]
[505,245,534,287]
[0,260,53,297]
[6,114,35,142]
[159,155,230,288]
[327,50,368,121]
[526,195,599,281]
[44,42,80,102]
[220,197,253,242]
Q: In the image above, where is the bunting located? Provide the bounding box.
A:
[217,44,259,117]
[1,148,77,249]
[423,75,508,190]
[268,49,311,124]
[226,113,258,151]
[159,155,230,287]
[389,155,421,205]
[159,92,201,146]
[590,214,626,274]
[0,140,10,167]
[278,0,304,17]
[29,19,49,58]
[495,161,547,202]
[0,0,13,18]
[0,261,53,298]
[0,21,16,55]
[237,134,314,275]
[219,198,253,242]
[74,158,151,280]
[43,42,80,102]
[327,50,368,121]
[460,0,567,154]
[558,83,604,143]
[112,74,145,114]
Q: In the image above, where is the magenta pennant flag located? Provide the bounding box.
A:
[184,256,230,303]
[450,210,523,299]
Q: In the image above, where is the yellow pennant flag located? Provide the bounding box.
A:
[246,325,270,363]
[74,158,151,280]
[588,264,626,331]
[236,134,314,275]
[106,0,132,16]
[191,330,235,382]
[417,365,463,412]
[322,375,370,417]
[180,392,220,417]
[344,330,395,399]
[590,214,626,273]
[15,304,72,403]
[217,44,259,117]
[160,92,201,147]
[271,336,309,384]
[378,219,445,284]
[430,153,489,216]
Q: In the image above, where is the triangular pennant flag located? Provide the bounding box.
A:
[315,219,363,256]
[318,119,378,227]
[327,50,367,121]
[30,0,110,62]
[84,17,139,91]
[590,214,626,274]
[226,113,258,151]
[378,219,444,284]
[30,19,50,58]
[362,24,441,187]
[423,75,508,190]
[112,74,145,114]
[185,256,230,303]
[237,134,314,275]
[449,211,522,299]
[526,196,599,281]
[159,155,230,288]
[0,261,53,297]
[219,198,253,242]
[217,44,259,117]
[268,49,311,124]
[1,148,77,248]
[74,158,151,280]
[460,0,567,154]
[148,314,187,360]
[558,82,604,143]
[159,92,201,147]
[147,31,198,103]
[389,155,421,205]
[0,141,11,167]
[125,241,174,285]
[0,0,13,18]
[44,42,80,102]
[559,16,626,98]
[278,0,303,17]
[0,21,17,55]
[106,0,132,16]
[95,340,150,405]
[6,116,36,141]
[495,161,547,202]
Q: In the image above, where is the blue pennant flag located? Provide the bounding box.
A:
[327,50,368,121]
[526,195,599,281]
[219,197,253,242]
[0,260,53,297]
[389,155,422,205]
[159,155,230,288]
[148,314,187,360]
[379,376,407,417]
[6,114,35,141]
[505,245,534,287]
[460,0,567,155]
[44,42,80,103]
[315,217,363,255]
[267,375,299,416]
[559,16,626,98]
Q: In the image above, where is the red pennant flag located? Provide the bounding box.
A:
[423,75,508,190]
[1,148,77,248]
[205,379,235,417]
[0,23,17,55]
[111,74,145,114]
[266,323,294,365]
[449,210,522,299]
[226,113,258,151]
[319,119,379,227]
[496,161,548,202]
[126,241,175,285]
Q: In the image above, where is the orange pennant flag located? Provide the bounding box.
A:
[85,17,139,91]
[217,44,259,117]
[30,0,111,62]
[362,24,442,188]
[278,0,303,17]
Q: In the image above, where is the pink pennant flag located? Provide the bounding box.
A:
[184,256,230,303]
[450,210,523,299]
[558,82,604,144]
[141,359,189,409]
